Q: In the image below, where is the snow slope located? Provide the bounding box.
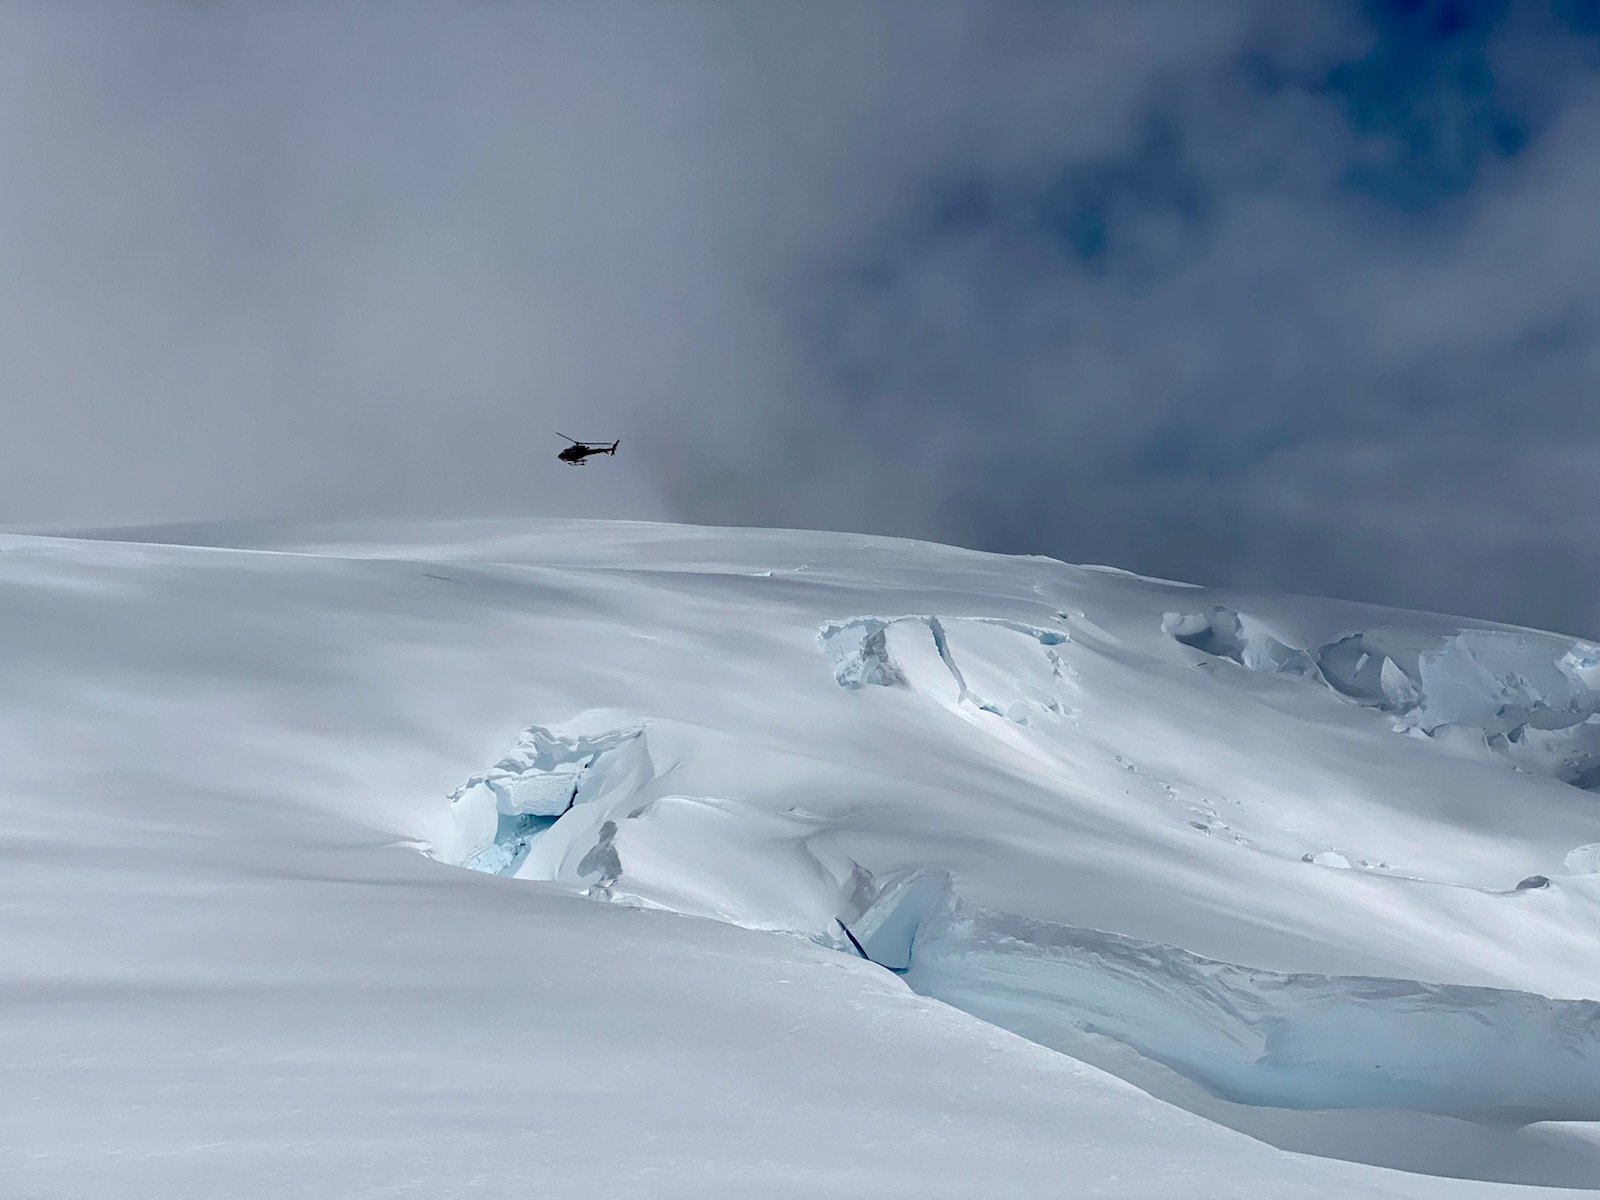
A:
[2,517,1598,1197]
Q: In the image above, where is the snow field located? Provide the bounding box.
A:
[3,518,1599,1195]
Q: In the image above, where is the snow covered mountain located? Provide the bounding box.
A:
[3,518,1598,1198]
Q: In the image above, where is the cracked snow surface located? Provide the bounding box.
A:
[425,593,1600,1185]
[9,518,1600,1197]
[1164,604,1600,791]
[434,708,1600,1146]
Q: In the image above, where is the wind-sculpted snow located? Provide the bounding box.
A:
[899,896,1600,1123]
[1166,605,1600,788]
[574,797,875,940]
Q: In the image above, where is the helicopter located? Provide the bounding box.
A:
[556,433,620,465]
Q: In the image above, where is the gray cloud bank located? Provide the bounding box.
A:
[3,3,1600,635]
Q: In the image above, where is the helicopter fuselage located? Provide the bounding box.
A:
[557,438,619,464]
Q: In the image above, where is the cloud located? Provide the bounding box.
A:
[0,3,739,525]
[771,1,1600,635]
[2,2,1599,635]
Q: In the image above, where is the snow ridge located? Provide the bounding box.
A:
[820,614,1073,723]
[1166,605,1600,788]
[435,716,872,943]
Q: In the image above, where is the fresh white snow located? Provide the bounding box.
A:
[2,517,1598,1197]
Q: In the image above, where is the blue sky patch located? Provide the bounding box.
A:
[1322,0,1529,208]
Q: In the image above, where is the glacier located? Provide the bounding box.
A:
[1164,603,1600,789]
[433,698,1600,1130]
[3,517,1599,1197]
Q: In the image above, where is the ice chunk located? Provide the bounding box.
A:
[1379,655,1421,707]
[1561,642,1600,690]
[1163,606,1314,675]
[819,619,907,689]
[849,867,952,970]
[1495,721,1600,791]
[1166,609,1600,790]
[1565,844,1600,875]
[824,615,1076,725]
[463,812,557,876]
[932,619,1076,724]
[436,720,653,875]
[1315,631,1425,708]
[1414,631,1598,737]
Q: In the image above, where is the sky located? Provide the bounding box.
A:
[3,1,1600,636]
